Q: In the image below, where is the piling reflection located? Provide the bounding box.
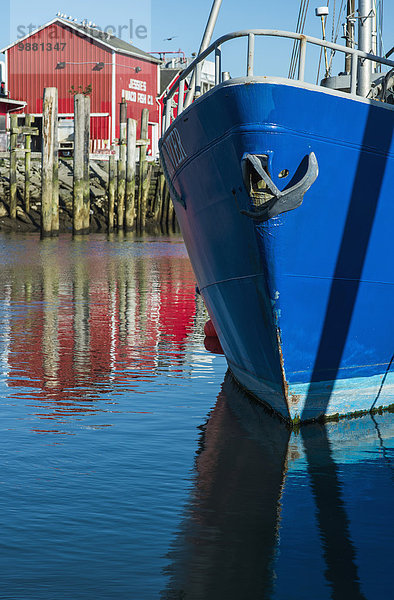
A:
[0,235,201,427]
[162,374,394,600]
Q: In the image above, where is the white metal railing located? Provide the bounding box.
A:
[162,29,394,133]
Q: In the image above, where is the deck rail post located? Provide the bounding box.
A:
[178,79,185,114]
[350,52,358,94]
[164,100,171,132]
[215,44,222,85]
[247,33,255,76]
[195,63,202,98]
[298,36,307,81]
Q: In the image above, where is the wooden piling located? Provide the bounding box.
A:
[24,114,33,213]
[152,171,165,222]
[141,162,153,230]
[168,186,175,230]
[159,173,166,222]
[140,108,149,145]
[161,182,170,231]
[73,94,87,234]
[117,101,127,230]
[51,97,59,235]
[9,114,17,219]
[83,94,90,232]
[41,87,58,237]
[108,150,116,232]
[158,175,166,225]
[137,108,149,232]
[125,118,137,231]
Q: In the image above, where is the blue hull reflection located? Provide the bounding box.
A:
[162,373,394,600]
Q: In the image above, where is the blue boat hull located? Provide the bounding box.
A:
[160,78,394,422]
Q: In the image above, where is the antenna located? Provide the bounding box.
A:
[315,7,329,17]
[315,7,330,77]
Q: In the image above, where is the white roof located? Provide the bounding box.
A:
[0,18,161,64]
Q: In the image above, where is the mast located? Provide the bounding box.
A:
[345,0,356,74]
[357,0,374,96]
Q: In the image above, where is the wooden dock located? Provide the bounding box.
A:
[0,88,178,236]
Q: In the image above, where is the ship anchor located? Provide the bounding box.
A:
[241,152,319,222]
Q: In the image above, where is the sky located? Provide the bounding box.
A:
[1,1,393,82]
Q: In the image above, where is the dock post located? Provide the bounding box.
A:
[151,170,161,223]
[153,171,165,223]
[158,175,166,226]
[108,149,116,232]
[24,114,33,213]
[51,96,59,235]
[137,108,149,231]
[73,94,86,234]
[83,94,90,232]
[117,101,127,230]
[9,114,18,219]
[161,183,170,232]
[141,162,153,229]
[41,87,58,237]
[125,118,137,231]
[168,186,175,230]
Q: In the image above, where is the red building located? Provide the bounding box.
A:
[0,16,161,156]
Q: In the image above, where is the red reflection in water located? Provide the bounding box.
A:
[5,251,198,429]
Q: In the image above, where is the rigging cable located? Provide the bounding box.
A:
[331,0,336,43]
[290,0,309,78]
[327,0,346,75]
[288,1,304,78]
[288,0,310,79]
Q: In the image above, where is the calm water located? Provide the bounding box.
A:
[0,232,392,600]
